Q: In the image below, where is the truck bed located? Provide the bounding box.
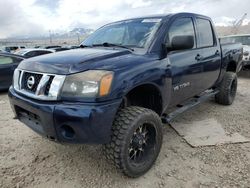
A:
[221,42,243,72]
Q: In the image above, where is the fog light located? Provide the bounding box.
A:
[60,125,75,139]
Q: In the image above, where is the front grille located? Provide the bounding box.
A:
[22,72,43,93]
[14,69,66,101]
[45,76,54,95]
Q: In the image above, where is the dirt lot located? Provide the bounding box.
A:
[1,71,250,188]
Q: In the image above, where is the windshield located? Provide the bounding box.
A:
[221,36,250,46]
[81,18,162,49]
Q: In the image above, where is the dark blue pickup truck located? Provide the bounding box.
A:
[8,13,242,177]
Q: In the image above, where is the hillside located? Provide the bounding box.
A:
[216,23,250,37]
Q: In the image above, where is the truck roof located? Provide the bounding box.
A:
[108,12,211,24]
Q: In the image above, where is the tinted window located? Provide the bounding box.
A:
[55,48,69,52]
[25,51,37,58]
[38,51,52,55]
[0,56,14,65]
[168,17,195,48]
[196,18,214,47]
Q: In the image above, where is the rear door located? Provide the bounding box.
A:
[167,17,204,105]
[194,17,221,90]
[0,55,23,90]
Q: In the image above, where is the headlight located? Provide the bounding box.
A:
[13,69,20,90]
[61,70,114,98]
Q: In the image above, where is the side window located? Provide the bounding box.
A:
[196,18,214,48]
[0,56,14,65]
[25,51,35,58]
[168,17,195,48]
[39,51,52,55]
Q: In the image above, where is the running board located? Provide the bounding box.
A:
[162,90,219,124]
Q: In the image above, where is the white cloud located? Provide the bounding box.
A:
[215,17,236,26]
[127,0,152,8]
[243,19,250,26]
[0,0,250,38]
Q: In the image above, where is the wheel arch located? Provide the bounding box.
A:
[121,83,163,115]
[226,60,237,72]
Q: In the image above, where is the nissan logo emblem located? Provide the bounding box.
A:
[27,76,35,89]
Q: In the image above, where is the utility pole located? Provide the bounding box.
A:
[232,13,247,34]
[49,30,52,44]
[76,32,80,44]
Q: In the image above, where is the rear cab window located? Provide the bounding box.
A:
[196,18,215,48]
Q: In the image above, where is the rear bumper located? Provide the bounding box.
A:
[8,86,121,144]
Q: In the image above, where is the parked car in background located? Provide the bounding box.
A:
[53,46,81,51]
[15,49,54,58]
[53,47,71,52]
[67,45,80,49]
[243,45,250,68]
[221,34,250,69]
[0,53,25,90]
[4,46,25,53]
[45,45,61,49]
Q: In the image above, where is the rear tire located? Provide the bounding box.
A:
[215,72,237,105]
[104,106,162,178]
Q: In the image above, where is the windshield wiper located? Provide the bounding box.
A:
[92,42,134,51]
[79,44,92,48]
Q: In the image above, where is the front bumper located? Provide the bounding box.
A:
[8,87,121,144]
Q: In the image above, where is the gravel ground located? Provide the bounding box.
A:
[0,71,250,188]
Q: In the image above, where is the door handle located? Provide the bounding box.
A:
[215,50,220,55]
[195,54,203,61]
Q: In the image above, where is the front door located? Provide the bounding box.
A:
[166,17,204,105]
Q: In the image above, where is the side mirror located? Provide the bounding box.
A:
[168,35,194,51]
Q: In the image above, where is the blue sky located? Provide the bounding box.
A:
[0,0,249,38]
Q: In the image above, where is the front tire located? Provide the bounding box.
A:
[215,72,237,105]
[104,106,163,178]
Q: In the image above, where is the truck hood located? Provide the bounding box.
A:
[18,48,133,74]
